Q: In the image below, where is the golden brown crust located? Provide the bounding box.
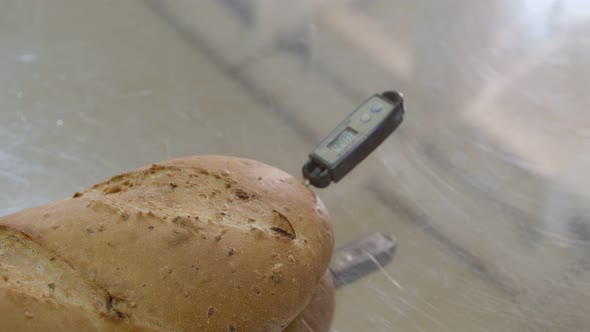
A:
[0,155,334,331]
[0,226,155,332]
[0,287,101,332]
[283,271,336,332]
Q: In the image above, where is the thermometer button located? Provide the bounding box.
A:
[360,113,372,123]
[370,103,383,113]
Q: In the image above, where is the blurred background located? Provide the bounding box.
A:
[1,1,589,331]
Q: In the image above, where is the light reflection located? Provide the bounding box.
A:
[523,0,590,25]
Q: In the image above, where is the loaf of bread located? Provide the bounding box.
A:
[0,156,335,331]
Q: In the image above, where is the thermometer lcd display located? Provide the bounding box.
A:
[327,127,358,153]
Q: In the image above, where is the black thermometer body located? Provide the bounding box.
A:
[303,91,405,188]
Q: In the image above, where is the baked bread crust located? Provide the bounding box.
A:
[0,156,334,331]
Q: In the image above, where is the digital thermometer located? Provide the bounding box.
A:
[303,91,405,188]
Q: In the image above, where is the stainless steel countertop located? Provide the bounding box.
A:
[1,1,589,331]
